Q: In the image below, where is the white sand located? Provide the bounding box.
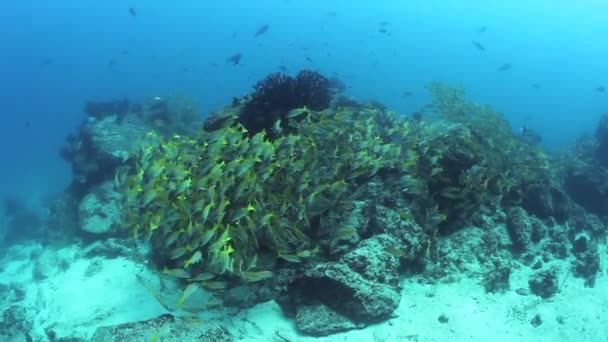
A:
[1,241,607,341]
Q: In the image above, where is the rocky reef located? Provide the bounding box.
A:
[5,71,607,340]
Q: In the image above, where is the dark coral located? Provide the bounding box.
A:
[506,207,532,251]
[571,235,600,287]
[294,69,331,111]
[528,267,559,298]
[238,70,331,135]
[483,263,511,293]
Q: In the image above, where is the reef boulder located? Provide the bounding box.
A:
[277,234,402,336]
[78,181,125,236]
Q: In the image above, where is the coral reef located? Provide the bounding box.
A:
[424,82,557,231]
[528,267,560,298]
[123,103,412,288]
[61,94,202,200]
[49,77,608,338]
[236,70,331,135]
[571,234,600,287]
[506,206,532,251]
[78,181,125,237]
[0,305,33,342]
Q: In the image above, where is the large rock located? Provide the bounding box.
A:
[0,305,34,341]
[78,181,125,236]
[60,113,150,198]
[278,234,402,336]
[507,207,532,251]
[91,314,233,342]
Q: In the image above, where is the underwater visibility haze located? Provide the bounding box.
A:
[1,1,608,341]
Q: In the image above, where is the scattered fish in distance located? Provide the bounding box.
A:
[472,41,485,51]
[227,53,243,66]
[254,24,270,37]
[497,63,511,72]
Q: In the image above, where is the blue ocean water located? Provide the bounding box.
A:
[2,2,608,340]
[1,1,607,209]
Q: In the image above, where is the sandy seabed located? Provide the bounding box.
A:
[1,240,607,342]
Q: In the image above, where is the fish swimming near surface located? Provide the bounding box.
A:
[531,83,542,90]
[478,26,487,33]
[128,7,136,17]
[472,41,485,51]
[497,63,511,72]
[401,91,414,98]
[227,53,242,65]
[597,86,606,93]
[254,24,270,37]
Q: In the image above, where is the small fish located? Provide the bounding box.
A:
[135,274,172,312]
[163,267,191,279]
[597,86,605,93]
[305,56,313,62]
[176,283,199,307]
[385,246,406,258]
[278,65,288,72]
[227,53,242,65]
[128,7,137,17]
[240,270,273,283]
[531,83,542,90]
[378,21,390,27]
[477,26,487,34]
[254,24,270,37]
[401,91,414,98]
[201,280,228,290]
[205,296,223,308]
[108,59,117,67]
[168,247,189,259]
[182,306,206,314]
[188,272,216,282]
[472,41,485,51]
[378,28,389,34]
[184,251,203,268]
[278,253,301,263]
[286,107,309,118]
[497,63,511,72]
[271,119,283,135]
